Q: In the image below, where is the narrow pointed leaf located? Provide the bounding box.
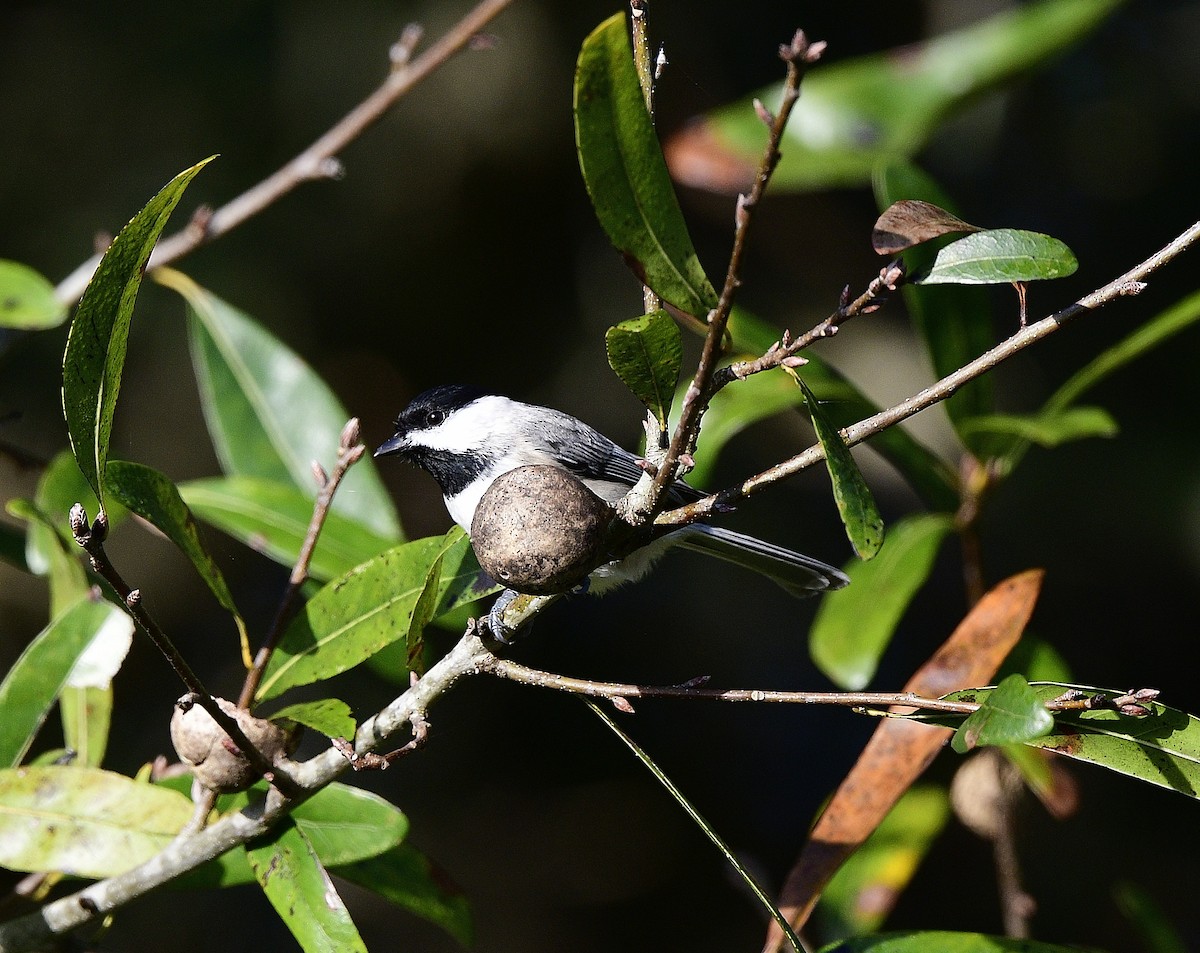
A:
[575,13,718,317]
[269,699,356,741]
[667,0,1123,194]
[0,765,192,876]
[8,498,89,618]
[933,683,1200,800]
[798,376,883,559]
[916,229,1078,285]
[62,158,214,515]
[256,529,479,701]
[157,269,401,538]
[59,687,114,769]
[248,821,368,953]
[26,450,106,577]
[951,674,1055,753]
[61,602,134,768]
[406,553,444,677]
[106,460,246,647]
[0,595,128,767]
[0,259,67,329]
[1001,289,1200,474]
[336,845,474,948]
[874,162,995,439]
[959,406,1117,448]
[728,308,959,510]
[180,476,396,581]
[605,310,682,430]
[810,514,955,690]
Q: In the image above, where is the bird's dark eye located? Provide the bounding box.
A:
[424,409,446,427]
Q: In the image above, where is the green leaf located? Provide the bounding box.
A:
[0,765,192,876]
[933,683,1200,800]
[256,529,481,701]
[818,786,950,938]
[106,460,247,651]
[0,595,130,767]
[605,310,682,431]
[873,162,995,441]
[588,701,803,953]
[169,780,407,889]
[810,514,955,690]
[157,269,401,539]
[951,674,1055,753]
[406,552,444,678]
[915,229,1078,285]
[575,13,718,317]
[336,845,473,948]
[269,699,356,741]
[60,598,133,769]
[816,931,1106,953]
[26,451,104,575]
[1000,288,1200,474]
[727,309,959,511]
[8,497,89,618]
[1114,881,1190,953]
[0,259,67,329]
[1044,288,1200,413]
[180,476,396,581]
[675,0,1123,193]
[958,406,1118,448]
[61,158,214,516]
[798,376,883,560]
[248,820,368,953]
[60,687,114,769]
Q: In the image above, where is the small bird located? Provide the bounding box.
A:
[375,384,848,601]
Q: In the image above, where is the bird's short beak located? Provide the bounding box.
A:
[373,433,408,458]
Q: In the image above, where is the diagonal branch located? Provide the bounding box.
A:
[54,0,518,306]
[657,219,1200,527]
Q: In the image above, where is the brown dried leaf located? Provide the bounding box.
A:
[872,199,982,255]
[762,569,1044,951]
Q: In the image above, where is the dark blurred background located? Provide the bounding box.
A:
[2,1,1199,950]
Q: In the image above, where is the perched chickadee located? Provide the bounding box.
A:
[375,384,849,599]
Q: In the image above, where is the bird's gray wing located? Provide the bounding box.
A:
[545,418,706,505]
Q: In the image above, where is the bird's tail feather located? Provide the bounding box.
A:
[672,525,849,597]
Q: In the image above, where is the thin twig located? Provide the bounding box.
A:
[718,261,904,386]
[657,220,1200,527]
[627,31,824,521]
[237,419,366,708]
[54,0,518,306]
[69,507,298,795]
[484,657,1160,717]
[630,0,663,320]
